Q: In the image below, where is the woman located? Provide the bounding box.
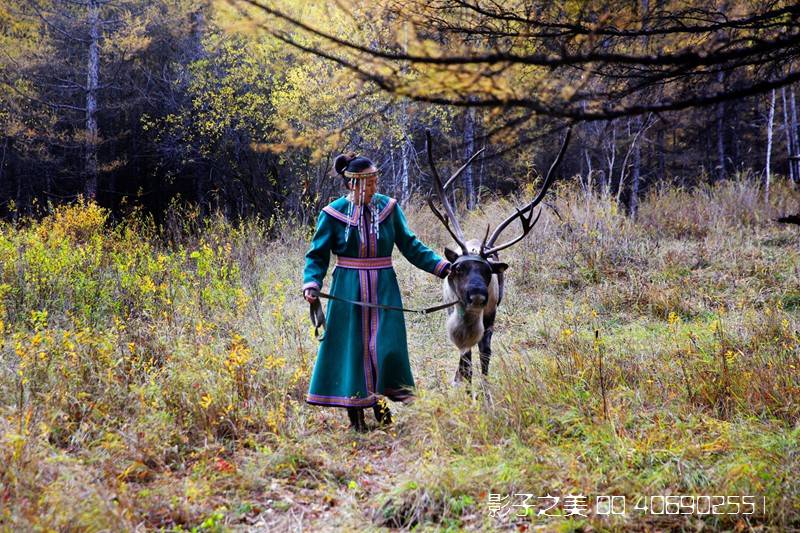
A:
[302,153,451,432]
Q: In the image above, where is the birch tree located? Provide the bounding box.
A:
[765,89,776,201]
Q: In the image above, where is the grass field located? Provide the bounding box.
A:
[1,179,798,532]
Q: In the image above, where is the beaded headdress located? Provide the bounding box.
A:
[342,165,380,244]
[344,168,379,179]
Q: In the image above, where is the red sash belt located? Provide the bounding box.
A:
[335,256,393,269]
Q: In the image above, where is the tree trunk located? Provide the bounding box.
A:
[84,0,100,200]
[398,24,411,203]
[2,138,17,219]
[477,138,486,206]
[190,8,208,214]
[631,0,648,214]
[190,8,205,57]
[716,70,726,182]
[400,134,410,203]
[14,150,23,220]
[617,115,650,206]
[791,86,800,184]
[0,137,7,193]
[604,121,616,197]
[583,147,593,195]
[781,88,795,183]
[389,146,397,196]
[631,116,642,217]
[765,89,775,202]
[656,127,665,183]
[463,106,476,210]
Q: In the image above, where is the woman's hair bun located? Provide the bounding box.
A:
[333,152,357,176]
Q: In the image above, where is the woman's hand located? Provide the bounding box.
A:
[304,288,319,303]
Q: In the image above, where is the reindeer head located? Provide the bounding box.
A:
[426,128,572,309]
[443,240,507,308]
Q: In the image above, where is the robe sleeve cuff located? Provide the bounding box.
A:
[434,259,450,278]
[302,281,321,293]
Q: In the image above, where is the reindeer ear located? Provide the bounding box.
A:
[444,247,460,263]
[490,261,509,274]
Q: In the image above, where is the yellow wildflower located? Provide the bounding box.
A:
[199,394,213,409]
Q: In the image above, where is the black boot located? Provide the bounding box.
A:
[347,407,367,432]
[373,401,392,426]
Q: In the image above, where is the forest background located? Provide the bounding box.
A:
[1,1,799,531]
[1,0,799,223]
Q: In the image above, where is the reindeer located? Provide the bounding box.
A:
[425,128,572,388]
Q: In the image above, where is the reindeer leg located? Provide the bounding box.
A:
[454,349,473,387]
[477,333,494,406]
[478,328,493,376]
[477,314,496,405]
[479,311,496,376]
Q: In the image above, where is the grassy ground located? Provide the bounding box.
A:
[0,179,798,532]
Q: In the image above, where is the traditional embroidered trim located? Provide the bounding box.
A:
[368,268,379,386]
[367,223,380,395]
[359,207,368,258]
[357,213,380,398]
[322,205,356,226]
[434,259,450,277]
[322,197,395,226]
[335,256,393,269]
[378,198,396,222]
[306,393,378,408]
[302,281,321,291]
[359,269,374,395]
[344,169,378,178]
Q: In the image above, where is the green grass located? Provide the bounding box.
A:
[0,180,799,531]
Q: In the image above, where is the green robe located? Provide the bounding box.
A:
[302,193,450,408]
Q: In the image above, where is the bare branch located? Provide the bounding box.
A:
[231,1,799,68]
[227,0,800,121]
[443,147,485,190]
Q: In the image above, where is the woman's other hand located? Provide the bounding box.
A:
[304,288,319,303]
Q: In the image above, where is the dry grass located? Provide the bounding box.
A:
[0,178,798,531]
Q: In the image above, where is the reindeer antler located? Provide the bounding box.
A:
[425,129,484,255]
[480,127,572,257]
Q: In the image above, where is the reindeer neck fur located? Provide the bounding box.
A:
[442,274,499,351]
